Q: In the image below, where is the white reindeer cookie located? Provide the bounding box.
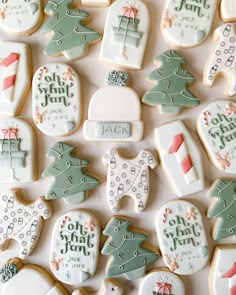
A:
[32,63,82,137]
[0,41,31,117]
[203,23,236,97]
[0,189,51,258]
[220,0,236,22]
[102,149,157,213]
[0,258,69,295]
[161,0,217,48]
[72,279,123,295]
[197,100,236,174]
[81,0,111,6]
[156,200,209,275]
[0,117,37,183]
[209,245,236,295]
[0,0,43,36]
[100,0,150,70]
[154,120,205,197]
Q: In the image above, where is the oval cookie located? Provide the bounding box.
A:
[73,279,123,295]
[32,64,82,137]
[139,269,185,295]
[161,0,217,47]
[156,200,209,275]
[49,210,101,285]
[0,0,43,36]
[197,100,236,174]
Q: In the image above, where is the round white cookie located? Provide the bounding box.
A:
[32,63,82,137]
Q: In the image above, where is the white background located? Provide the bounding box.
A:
[0,0,235,294]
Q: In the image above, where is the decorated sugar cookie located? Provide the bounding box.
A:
[100,0,150,70]
[0,41,31,117]
[50,210,101,285]
[161,0,217,47]
[102,216,160,280]
[73,279,123,295]
[154,120,205,196]
[81,0,111,6]
[42,142,100,205]
[197,100,236,174]
[32,64,82,137]
[102,149,157,213]
[0,117,37,183]
[156,200,209,275]
[220,0,236,22]
[0,189,51,258]
[83,71,143,141]
[139,269,185,295]
[0,0,43,36]
[0,258,69,295]
[142,50,199,116]
[41,0,101,60]
[203,23,236,97]
[207,179,236,240]
[209,245,236,295]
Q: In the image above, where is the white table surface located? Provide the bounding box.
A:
[0,0,234,294]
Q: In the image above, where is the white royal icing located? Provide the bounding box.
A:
[0,41,31,117]
[99,0,150,70]
[0,117,36,183]
[220,0,236,22]
[197,100,236,174]
[102,149,157,213]
[161,0,217,47]
[0,0,42,35]
[50,210,100,285]
[139,270,185,295]
[156,200,209,275]
[154,120,205,197]
[32,63,82,137]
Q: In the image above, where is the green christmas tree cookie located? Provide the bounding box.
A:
[42,142,100,205]
[142,50,200,116]
[101,216,159,280]
[41,0,101,60]
[207,179,236,240]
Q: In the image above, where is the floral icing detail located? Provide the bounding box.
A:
[0,263,18,283]
[106,70,129,87]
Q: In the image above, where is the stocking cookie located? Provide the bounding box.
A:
[32,64,82,137]
[0,117,37,183]
[81,0,111,6]
[209,245,236,295]
[0,258,69,295]
[102,216,160,280]
[156,200,209,275]
[139,269,185,295]
[220,0,236,22]
[100,0,150,70]
[161,0,217,47]
[50,210,101,285]
[197,100,236,173]
[0,189,51,258]
[41,0,101,60]
[83,71,143,142]
[203,23,236,96]
[207,179,236,240]
[102,149,157,213]
[0,0,43,36]
[72,279,123,295]
[0,41,31,117]
[42,142,100,205]
[154,120,205,196]
[142,50,199,116]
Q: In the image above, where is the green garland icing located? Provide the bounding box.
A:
[0,263,18,283]
[142,49,199,115]
[106,70,129,87]
[101,217,159,279]
[208,179,236,240]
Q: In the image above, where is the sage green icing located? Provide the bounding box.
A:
[95,122,131,138]
[0,262,18,283]
[195,30,206,42]
[41,0,101,59]
[42,142,100,203]
[106,70,128,87]
[80,271,90,282]
[101,216,159,279]
[142,50,199,116]
[207,179,236,240]
[63,192,85,205]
